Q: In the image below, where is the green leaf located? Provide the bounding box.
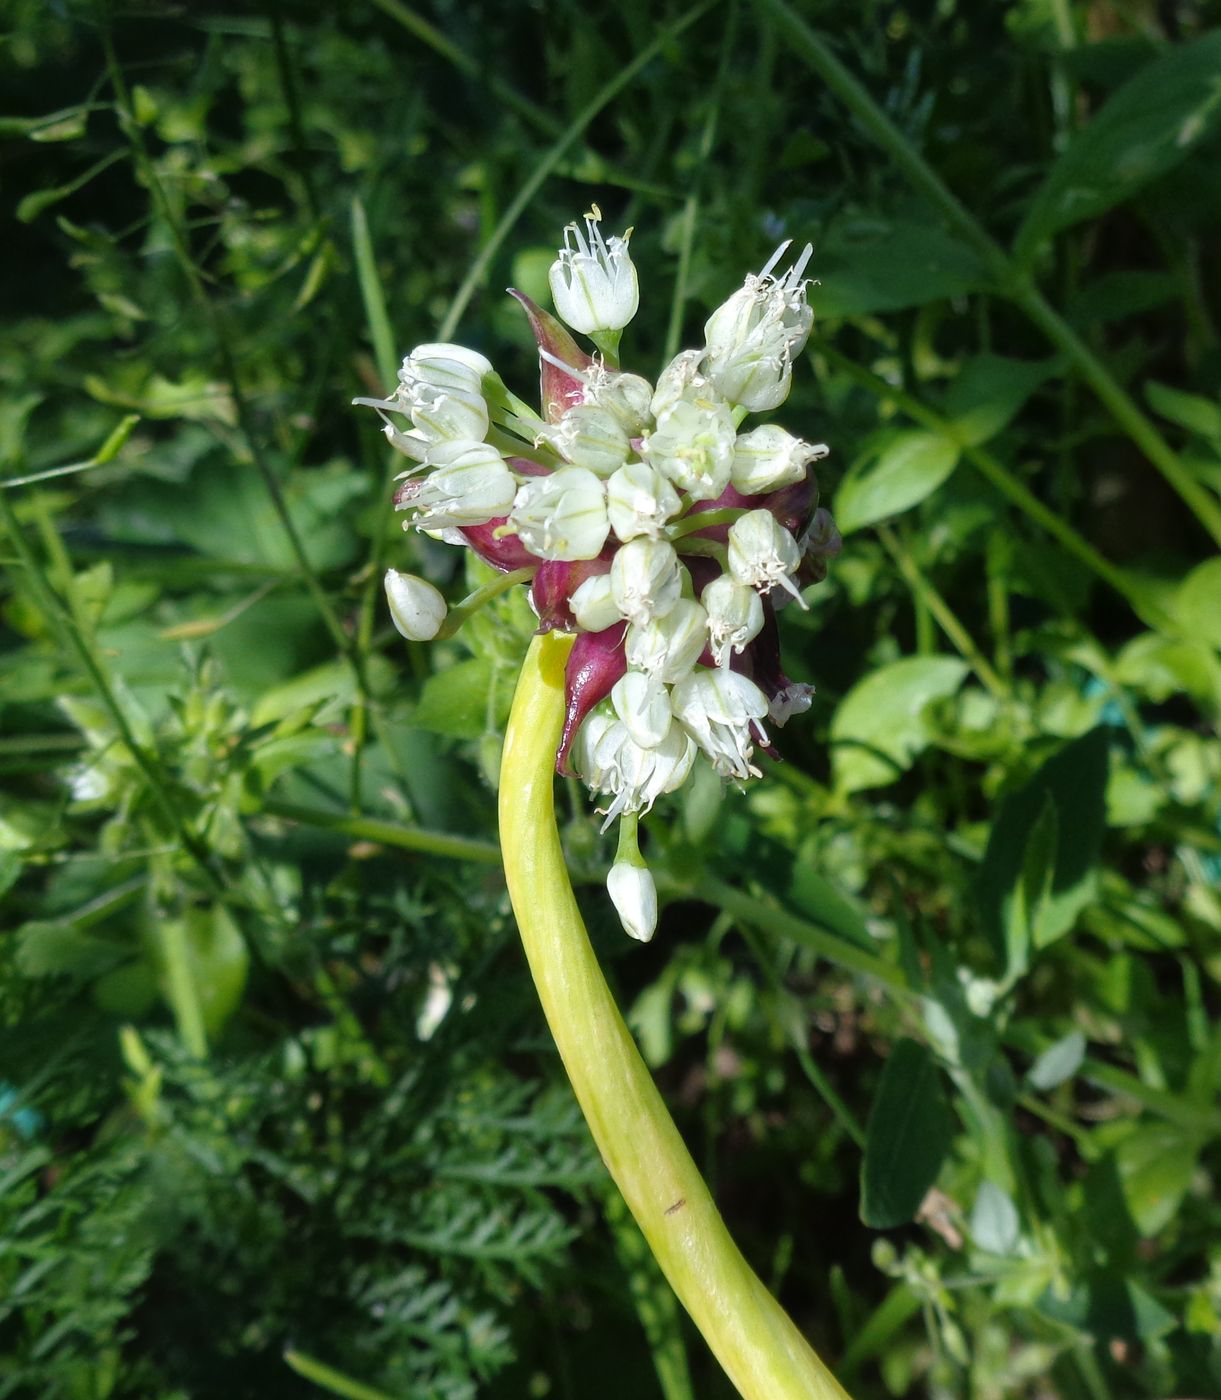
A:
[1145,380,1221,441]
[1027,1030,1086,1091]
[1005,793,1058,982]
[1016,33,1221,259]
[977,730,1109,967]
[1172,556,1221,650]
[831,656,969,793]
[411,658,499,739]
[835,431,961,535]
[860,1038,954,1228]
[814,220,991,317]
[1116,1124,1199,1236]
[944,354,1061,447]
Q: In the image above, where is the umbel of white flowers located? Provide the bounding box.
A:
[355,208,838,944]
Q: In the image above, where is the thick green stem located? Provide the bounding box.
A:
[498,631,851,1400]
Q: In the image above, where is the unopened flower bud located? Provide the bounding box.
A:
[510,466,610,561]
[384,569,447,641]
[702,575,764,665]
[570,573,621,632]
[607,861,658,942]
[626,599,708,682]
[643,394,736,502]
[606,461,682,542]
[549,206,639,335]
[727,509,805,607]
[731,424,827,494]
[610,537,683,628]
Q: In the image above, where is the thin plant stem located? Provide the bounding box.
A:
[762,0,1221,549]
[817,343,1174,631]
[436,0,718,343]
[499,632,852,1400]
[263,801,501,864]
[876,524,1009,701]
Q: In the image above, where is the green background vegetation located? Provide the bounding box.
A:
[2,2,1219,1396]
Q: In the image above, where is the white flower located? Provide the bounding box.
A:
[570,573,621,632]
[610,537,683,627]
[384,569,448,641]
[388,343,492,442]
[642,393,737,501]
[537,402,630,476]
[607,862,658,943]
[611,670,673,748]
[701,575,764,666]
[730,424,828,495]
[703,241,814,411]
[548,205,639,335]
[510,466,610,561]
[727,509,806,607]
[401,441,517,529]
[575,704,696,827]
[649,348,708,420]
[584,363,655,435]
[671,668,770,781]
[625,599,708,682]
[400,342,492,394]
[606,461,682,542]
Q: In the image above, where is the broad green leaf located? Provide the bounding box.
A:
[1038,1274,1177,1341]
[835,430,961,534]
[1116,1125,1199,1236]
[944,354,1061,447]
[831,656,969,793]
[1145,380,1221,440]
[1027,1030,1086,1090]
[411,658,500,739]
[1172,556,1221,650]
[1016,33,1221,259]
[814,220,991,317]
[860,1038,954,1228]
[977,729,1109,967]
[1115,631,1221,711]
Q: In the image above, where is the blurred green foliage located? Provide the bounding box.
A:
[2,1,1219,1397]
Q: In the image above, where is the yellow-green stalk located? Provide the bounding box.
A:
[498,630,852,1400]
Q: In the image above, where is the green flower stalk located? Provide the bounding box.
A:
[360,206,850,1395]
[499,630,851,1400]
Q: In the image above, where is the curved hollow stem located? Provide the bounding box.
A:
[498,631,852,1400]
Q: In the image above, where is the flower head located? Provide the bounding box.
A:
[384,569,448,641]
[549,206,639,336]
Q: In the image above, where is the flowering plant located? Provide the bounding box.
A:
[360,207,841,945]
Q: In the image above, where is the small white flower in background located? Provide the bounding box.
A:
[510,466,610,560]
[702,575,764,666]
[384,569,448,641]
[727,509,806,607]
[359,210,837,944]
[610,537,683,627]
[606,461,682,542]
[549,205,639,336]
[671,669,770,781]
[731,424,828,494]
[626,598,708,682]
[642,394,737,501]
[606,862,658,943]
